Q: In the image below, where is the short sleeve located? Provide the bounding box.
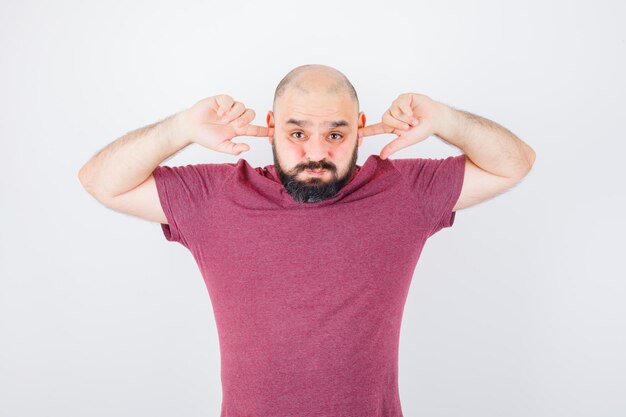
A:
[390,154,466,237]
[152,163,233,247]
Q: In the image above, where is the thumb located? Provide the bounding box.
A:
[379,137,410,160]
[232,142,250,155]
[218,139,250,155]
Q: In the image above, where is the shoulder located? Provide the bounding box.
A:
[387,154,466,193]
[153,161,240,192]
[388,155,465,172]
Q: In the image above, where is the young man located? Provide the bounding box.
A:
[78,64,535,417]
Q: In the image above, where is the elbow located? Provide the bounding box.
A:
[526,150,536,170]
[78,167,86,185]
[523,143,536,171]
[77,165,100,198]
[78,166,86,186]
[510,146,536,180]
[78,165,91,189]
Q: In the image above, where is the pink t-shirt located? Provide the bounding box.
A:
[153,153,465,417]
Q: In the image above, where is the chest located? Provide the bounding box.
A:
[192,195,429,291]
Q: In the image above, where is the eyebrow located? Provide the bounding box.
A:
[285,118,350,129]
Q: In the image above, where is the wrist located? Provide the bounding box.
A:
[170,110,194,147]
[434,101,461,141]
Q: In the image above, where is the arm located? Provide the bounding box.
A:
[78,95,272,223]
[358,93,536,212]
[434,103,536,211]
[78,112,191,201]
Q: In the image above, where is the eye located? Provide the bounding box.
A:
[290,132,344,140]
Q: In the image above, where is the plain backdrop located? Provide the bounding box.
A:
[1,1,624,416]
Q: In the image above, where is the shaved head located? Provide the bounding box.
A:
[272,64,359,114]
[267,64,365,204]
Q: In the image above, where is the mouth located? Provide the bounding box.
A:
[305,169,326,177]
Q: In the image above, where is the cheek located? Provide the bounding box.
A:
[279,138,354,167]
[276,145,305,171]
[283,147,304,163]
[335,144,356,162]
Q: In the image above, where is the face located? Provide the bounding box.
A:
[267,90,366,204]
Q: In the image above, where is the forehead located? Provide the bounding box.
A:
[284,118,351,129]
[275,92,357,126]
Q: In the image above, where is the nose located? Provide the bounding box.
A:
[302,133,331,162]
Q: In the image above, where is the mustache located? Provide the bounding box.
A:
[300,161,335,171]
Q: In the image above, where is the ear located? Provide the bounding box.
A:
[357,111,366,147]
[266,111,275,145]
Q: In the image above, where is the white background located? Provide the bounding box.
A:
[1,0,624,416]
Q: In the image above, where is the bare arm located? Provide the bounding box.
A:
[358,93,536,212]
[78,112,191,200]
[435,103,536,180]
[77,95,272,224]
[433,103,536,211]
[78,94,273,200]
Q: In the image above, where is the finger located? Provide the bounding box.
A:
[238,123,273,137]
[230,108,256,127]
[214,95,234,116]
[222,101,246,123]
[400,103,416,124]
[219,139,250,155]
[403,95,420,125]
[383,109,411,131]
[389,105,412,126]
[359,122,392,138]
[379,137,412,160]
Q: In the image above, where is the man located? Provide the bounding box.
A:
[78,64,535,416]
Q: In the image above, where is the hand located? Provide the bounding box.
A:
[358,93,446,159]
[181,95,274,155]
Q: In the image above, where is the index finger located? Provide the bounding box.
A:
[358,122,393,138]
[238,124,274,137]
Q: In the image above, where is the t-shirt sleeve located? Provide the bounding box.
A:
[152,162,232,247]
[390,154,466,237]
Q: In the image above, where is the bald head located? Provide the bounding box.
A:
[267,64,366,204]
[272,64,359,113]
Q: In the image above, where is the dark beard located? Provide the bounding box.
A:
[272,141,359,204]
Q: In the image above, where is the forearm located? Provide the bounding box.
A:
[434,103,536,179]
[78,111,192,199]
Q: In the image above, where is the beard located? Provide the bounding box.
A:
[271,141,359,204]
